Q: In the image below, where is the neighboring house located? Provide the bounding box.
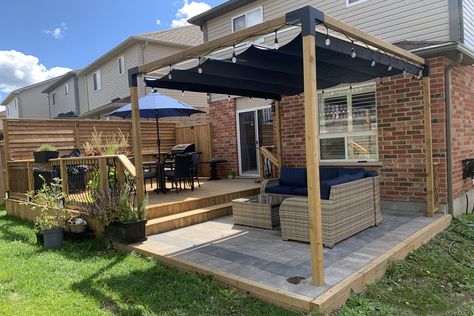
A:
[77,25,208,120]
[188,0,474,215]
[0,110,5,135]
[42,71,80,118]
[1,76,63,119]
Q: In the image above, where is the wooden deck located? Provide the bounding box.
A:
[119,209,451,314]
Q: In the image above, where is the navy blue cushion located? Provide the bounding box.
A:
[346,171,365,182]
[292,187,308,196]
[364,170,378,177]
[320,167,338,181]
[337,168,364,177]
[280,167,307,187]
[265,185,298,195]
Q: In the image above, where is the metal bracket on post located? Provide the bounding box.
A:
[128,66,139,88]
[285,6,325,37]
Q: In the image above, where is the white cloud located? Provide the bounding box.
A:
[0,50,71,96]
[43,22,68,39]
[171,0,210,28]
[156,19,161,25]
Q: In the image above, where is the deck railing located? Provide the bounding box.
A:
[5,155,136,211]
[259,146,280,181]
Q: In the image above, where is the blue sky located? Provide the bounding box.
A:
[0,0,225,102]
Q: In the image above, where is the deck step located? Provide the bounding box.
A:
[146,202,233,235]
[146,187,259,219]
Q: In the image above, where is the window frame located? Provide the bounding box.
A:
[231,6,263,33]
[318,83,378,162]
[92,70,102,91]
[64,83,69,95]
[346,0,369,7]
[118,56,125,75]
[52,91,56,106]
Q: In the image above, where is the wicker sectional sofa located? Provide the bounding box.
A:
[262,167,382,247]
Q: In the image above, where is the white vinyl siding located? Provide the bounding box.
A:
[463,0,474,51]
[346,0,368,7]
[64,83,69,95]
[205,0,450,44]
[118,56,125,75]
[49,77,77,118]
[232,7,263,32]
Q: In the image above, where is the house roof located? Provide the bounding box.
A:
[42,71,79,93]
[1,75,64,106]
[78,25,203,76]
[188,0,256,26]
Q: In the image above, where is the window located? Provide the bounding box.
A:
[346,0,368,7]
[319,84,377,161]
[52,91,56,106]
[92,70,102,91]
[118,56,125,75]
[232,7,263,32]
[64,83,69,95]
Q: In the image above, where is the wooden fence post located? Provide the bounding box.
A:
[98,157,108,194]
[27,162,34,192]
[60,159,68,194]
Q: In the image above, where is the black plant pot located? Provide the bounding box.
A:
[36,231,44,245]
[106,220,147,244]
[43,228,64,249]
[34,151,59,163]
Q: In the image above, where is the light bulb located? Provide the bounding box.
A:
[274,42,279,50]
[168,73,172,80]
[227,95,231,101]
[198,67,203,74]
[351,48,356,59]
[388,65,392,71]
[371,59,376,67]
[181,90,184,96]
[232,56,237,63]
[325,37,331,46]
[403,69,406,74]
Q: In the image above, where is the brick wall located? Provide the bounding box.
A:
[280,95,306,167]
[209,99,238,177]
[451,63,474,200]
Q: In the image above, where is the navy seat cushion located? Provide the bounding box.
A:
[364,170,378,177]
[280,167,307,187]
[320,171,365,199]
[292,187,308,196]
[320,167,338,181]
[337,168,364,177]
[265,185,299,195]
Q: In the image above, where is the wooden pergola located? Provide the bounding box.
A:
[128,6,433,286]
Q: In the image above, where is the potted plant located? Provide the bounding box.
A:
[34,144,59,163]
[68,216,88,233]
[84,183,148,244]
[25,177,68,249]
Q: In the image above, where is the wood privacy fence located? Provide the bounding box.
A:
[176,124,212,176]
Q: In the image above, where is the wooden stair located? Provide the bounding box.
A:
[146,202,232,235]
[145,186,260,236]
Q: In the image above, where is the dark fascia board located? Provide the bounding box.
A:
[188,0,257,26]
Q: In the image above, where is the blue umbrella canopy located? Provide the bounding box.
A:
[107,91,204,163]
[107,91,204,119]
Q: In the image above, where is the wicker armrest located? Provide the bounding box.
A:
[261,178,280,193]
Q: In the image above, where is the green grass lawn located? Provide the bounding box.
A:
[338,213,474,316]
[0,206,293,316]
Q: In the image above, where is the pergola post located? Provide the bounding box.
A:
[128,67,145,207]
[423,76,435,217]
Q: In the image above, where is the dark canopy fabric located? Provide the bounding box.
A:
[145,32,423,100]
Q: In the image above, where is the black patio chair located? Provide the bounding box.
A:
[129,157,157,192]
[190,152,201,188]
[165,153,193,193]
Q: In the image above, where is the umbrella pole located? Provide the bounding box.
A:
[156,114,161,162]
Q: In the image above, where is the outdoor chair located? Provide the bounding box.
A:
[129,157,157,192]
[190,152,201,188]
[165,153,193,193]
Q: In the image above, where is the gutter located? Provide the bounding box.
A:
[444,52,463,214]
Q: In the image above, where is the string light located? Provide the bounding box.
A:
[197,57,203,74]
[181,90,184,96]
[232,44,237,63]
[325,25,331,46]
[168,65,173,79]
[351,47,357,59]
[371,57,376,67]
[227,95,231,101]
[274,30,279,50]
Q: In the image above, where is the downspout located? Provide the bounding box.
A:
[444,52,463,214]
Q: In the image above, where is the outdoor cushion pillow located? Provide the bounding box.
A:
[265,185,299,195]
[279,167,307,187]
[292,187,308,196]
[320,172,364,199]
[364,170,378,177]
[337,167,364,177]
[320,167,338,181]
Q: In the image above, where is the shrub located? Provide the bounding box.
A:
[36,144,57,152]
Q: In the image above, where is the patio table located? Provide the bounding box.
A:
[200,159,227,180]
[232,194,286,230]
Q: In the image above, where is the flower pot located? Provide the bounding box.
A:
[106,220,147,244]
[43,228,64,249]
[34,151,59,163]
[69,223,87,234]
[36,231,44,245]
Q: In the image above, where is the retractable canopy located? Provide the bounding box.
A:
[145,31,424,100]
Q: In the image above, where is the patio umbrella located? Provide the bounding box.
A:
[107,91,204,161]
